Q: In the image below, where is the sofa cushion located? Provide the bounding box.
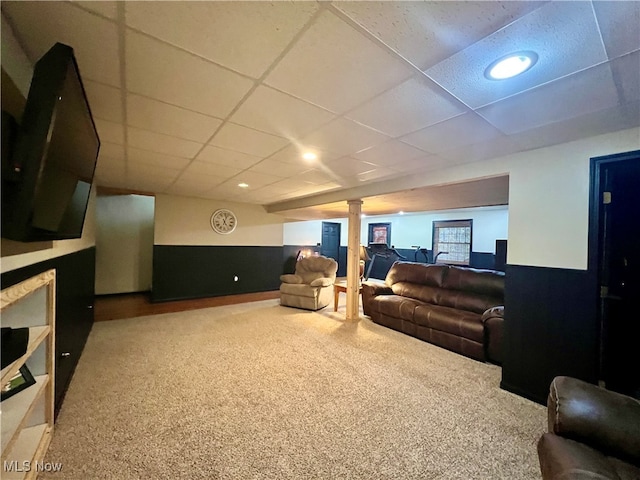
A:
[386,262,447,288]
[414,303,483,343]
[372,295,423,321]
[442,266,504,299]
[280,283,317,298]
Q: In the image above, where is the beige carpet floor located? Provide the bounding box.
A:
[43,300,546,479]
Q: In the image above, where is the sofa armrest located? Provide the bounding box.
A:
[481,305,504,323]
[362,281,392,317]
[280,274,302,284]
[310,277,333,287]
[548,376,640,464]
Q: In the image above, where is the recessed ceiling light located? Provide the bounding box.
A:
[485,51,538,80]
[302,152,317,161]
[238,182,249,188]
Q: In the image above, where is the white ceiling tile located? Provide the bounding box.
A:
[126,176,175,193]
[353,140,429,167]
[232,171,282,189]
[357,167,398,183]
[168,174,223,194]
[181,161,242,179]
[3,1,120,86]
[477,63,620,134]
[297,169,335,185]
[390,155,452,174]
[265,9,414,114]
[611,51,640,105]
[127,126,203,158]
[268,144,337,165]
[128,163,180,180]
[400,113,504,154]
[127,94,223,143]
[592,1,640,59]
[425,1,609,108]
[94,119,124,145]
[230,86,335,139]
[346,75,466,137]
[83,80,123,123]
[125,2,318,79]
[209,122,289,158]
[325,157,377,177]
[125,31,254,118]
[127,147,191,170]
[247,158,309,177]
[97,142,125,162]
[333,1,546,70]
[73,1,118,20]
[196,145,262,170]
[300,118,391,157]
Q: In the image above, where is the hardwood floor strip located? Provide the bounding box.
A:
[94,291,280,322]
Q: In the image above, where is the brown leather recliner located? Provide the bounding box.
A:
[538,376,640,479]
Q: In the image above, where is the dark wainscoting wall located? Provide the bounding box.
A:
[1,247,96,415]
[152,245,283,302]
[501,264,599,404]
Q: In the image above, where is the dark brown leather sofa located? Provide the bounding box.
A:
[362,261,505,363]
[538,376,640,479]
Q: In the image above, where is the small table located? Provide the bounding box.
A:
[333,281,363,312]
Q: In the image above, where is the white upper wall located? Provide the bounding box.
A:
[284,206,508,253]
[154,194,284,246]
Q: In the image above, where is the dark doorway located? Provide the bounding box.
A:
[590,150,640,398]
[320,222,340,262]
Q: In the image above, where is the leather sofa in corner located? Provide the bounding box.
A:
[538,376,640,479]
[362,261,505,363]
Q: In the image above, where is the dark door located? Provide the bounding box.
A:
[598,155,640,398]
[320,222,340,261]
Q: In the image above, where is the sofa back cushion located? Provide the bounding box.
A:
[386,262,504,314]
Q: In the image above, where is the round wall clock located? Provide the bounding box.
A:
[210,209,237,234]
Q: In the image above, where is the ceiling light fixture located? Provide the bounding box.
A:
[485,51,538,80]
[238,182,249,188]
[302,152,317,161]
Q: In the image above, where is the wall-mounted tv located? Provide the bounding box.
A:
[2,42,100,242]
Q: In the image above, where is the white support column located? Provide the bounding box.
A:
[346,199,363,321]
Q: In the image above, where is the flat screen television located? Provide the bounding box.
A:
[2,42,100,242]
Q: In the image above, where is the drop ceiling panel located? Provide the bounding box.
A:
[127,147,191,170]
[128,163,180,181]
[127,94,223,143]
[400,113,504,154]
[181,161,242,180]
[196,145,262,170]
[94,119,124,145]
[268,145,338,165]
[126,30,254,118]
[209,122,289,158]
[353,140,429,167]
[265,9,415,114]
[478,63,620,135]
[425,1,608,109]
[592,1,640,59]
[333,1,546,70]
[83,81,123,124]
[232,171,283,189]
[611,51,640,104]
[125,2,318,79]
[247,158,310,177]
[300,118,390,157]
[345,75,467,137]
[325,157,377,177]
[2,1,120,86]
[127,126,203,158]
[74,1,118,20]
[230,86,336,139]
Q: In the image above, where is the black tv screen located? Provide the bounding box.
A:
[2,42,100,242]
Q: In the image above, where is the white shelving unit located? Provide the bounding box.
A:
[1,270,55,480]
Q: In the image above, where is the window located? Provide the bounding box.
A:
[432,219,472,265]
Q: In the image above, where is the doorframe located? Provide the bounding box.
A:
[320,221,341,261]
[587,149,640,382]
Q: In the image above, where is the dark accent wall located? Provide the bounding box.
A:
[1,247,96,415]
[152,245,283,302]
[501,264,599,404]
